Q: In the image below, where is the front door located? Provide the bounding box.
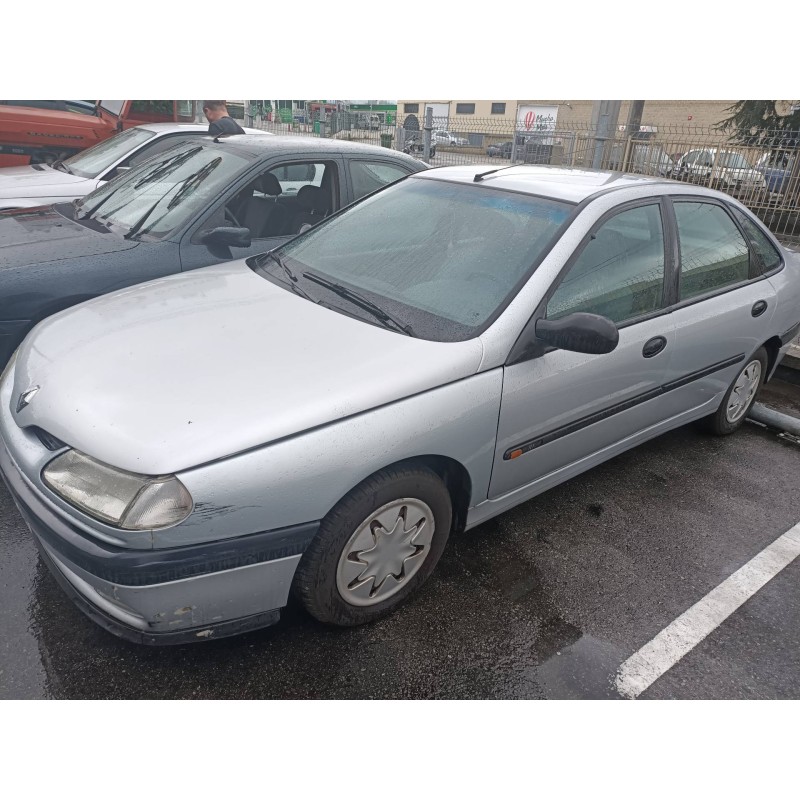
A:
[489,200,676,499]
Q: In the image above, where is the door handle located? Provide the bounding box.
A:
[642,336,667,358]
[751,300,768,317]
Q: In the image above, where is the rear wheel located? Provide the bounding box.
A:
[703,347,767,435]
[292,465,452,626]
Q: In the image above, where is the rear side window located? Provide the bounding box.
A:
[350,160,410,201]
[674,202,750,301]
[547,203,666,324]
[730,207,782,275]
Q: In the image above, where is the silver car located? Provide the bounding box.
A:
[2,166,799,644]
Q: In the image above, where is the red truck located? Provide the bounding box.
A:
[0,100,196,167]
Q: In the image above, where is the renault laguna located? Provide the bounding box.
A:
[1,165,798,644]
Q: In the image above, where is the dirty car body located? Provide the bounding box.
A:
[2,166,799,644]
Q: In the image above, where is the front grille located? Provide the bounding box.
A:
[31,427,67,451]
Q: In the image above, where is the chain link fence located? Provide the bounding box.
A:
[252,113,800,243]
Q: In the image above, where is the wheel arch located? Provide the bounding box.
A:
[761,335,783,381]
[350,454,473,535]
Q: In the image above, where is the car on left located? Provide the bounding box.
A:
[0,122,270,211]
[0,135,427,365]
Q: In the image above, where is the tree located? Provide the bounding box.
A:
[716,101,800,148]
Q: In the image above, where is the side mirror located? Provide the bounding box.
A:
[198,226,252,247]
[535,312,619,355]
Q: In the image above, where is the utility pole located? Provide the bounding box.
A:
[423,106,433,161]
[622,101,645,171]
[589,100,622,169]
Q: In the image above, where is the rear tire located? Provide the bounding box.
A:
[292,465,452,626]
[703,347,767,435]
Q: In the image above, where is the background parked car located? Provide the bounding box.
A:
[608,142,674,176]
[755,150,798,199]
[673,148,766,192]
[0,135,427,365]
[433,130,469,147]
[486,141,513,158]
[0,100,196,167]
[0,100,96,115]
[0,123,269,210]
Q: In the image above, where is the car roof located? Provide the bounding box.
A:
[134,122,269,136]
[412,164,672,203]
[190,134,426,168]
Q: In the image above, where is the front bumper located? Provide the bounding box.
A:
[0,362,317,644]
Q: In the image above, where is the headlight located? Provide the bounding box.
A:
[43,449,193,530]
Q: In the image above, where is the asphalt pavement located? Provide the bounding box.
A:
[1,377,798,700]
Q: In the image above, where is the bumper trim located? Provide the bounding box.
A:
[6,472,318,586]
[36,540,281,645]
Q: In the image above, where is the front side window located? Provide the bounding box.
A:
[547,204,666,324]
[253,178,573,341]
[76,143,249,240]
[674,201,750,300]
[350,160,410,201]
[63,127,156,179]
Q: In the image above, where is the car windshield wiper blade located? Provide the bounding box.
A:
[52,159,71,174]
[302,272,414,336]
[122,197,164,240]
[265,251,315,302]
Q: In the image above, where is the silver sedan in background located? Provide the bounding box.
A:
[1,166,798,644]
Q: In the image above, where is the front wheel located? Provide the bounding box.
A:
[292,465,452,625]
[703,347,767,435]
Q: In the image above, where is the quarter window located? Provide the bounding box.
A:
[730,207,782,275]
[547,204,666,324]
[674,202,750,300]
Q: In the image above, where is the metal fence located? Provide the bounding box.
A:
[251,114,800,242]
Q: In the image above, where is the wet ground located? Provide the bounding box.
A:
[1,378,798,700]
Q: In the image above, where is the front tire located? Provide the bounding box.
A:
[703,347,767,435]
[292,465,452,625]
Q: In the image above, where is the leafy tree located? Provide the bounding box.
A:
[716,101,800,148]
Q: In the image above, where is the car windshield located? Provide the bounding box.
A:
[62,127,157,179]
[252,177,573,342]
[718,152,752,169]
[74,142,248,240]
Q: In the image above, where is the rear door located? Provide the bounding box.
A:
[489,199,677,499]
[661,197,777,415]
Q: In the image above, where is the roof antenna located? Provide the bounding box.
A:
[473,165,519,182]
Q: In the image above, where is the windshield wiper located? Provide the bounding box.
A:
[302,272,414,336]
[52,159,72,174]
[265,251,315,302]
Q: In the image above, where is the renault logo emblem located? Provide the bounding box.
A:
[16,385,40,413]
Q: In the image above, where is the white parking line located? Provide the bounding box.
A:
[616,521,800,699]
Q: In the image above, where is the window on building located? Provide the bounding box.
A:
[456,103,476,114]
[491,103,506,115]
[404,103,419,114]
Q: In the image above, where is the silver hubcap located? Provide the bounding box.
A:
[335,498,435,607]
[726,359,761,423]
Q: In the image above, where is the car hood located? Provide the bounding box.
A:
[12,261,485,474]
[0,165,92,199]
[0,205,138,268]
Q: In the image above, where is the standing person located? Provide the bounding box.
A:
[203,101,245,136]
